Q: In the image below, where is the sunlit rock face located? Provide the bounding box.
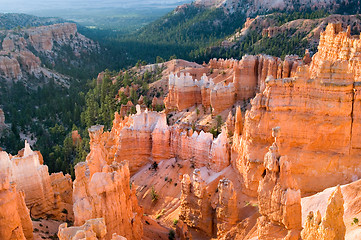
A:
[164,56,301,114]
[257,127,302,240]
[58,218,127,240]
[180,170,213,236]
[0,173,33,240]
[0,141,73,220]
[73,126,143,240]
[179,168,246,237]
[88,109,231,175]
[301,186,345,240]
[234,23,361,196]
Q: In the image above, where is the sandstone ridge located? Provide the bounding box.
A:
[235,23,361,196]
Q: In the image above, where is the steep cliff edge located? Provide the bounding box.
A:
[0,22,99,86]
[165,55,302,115]
[84,109,231,175]
[0,141,73,220]
[0,173,33,240]
[235,23,361,196]
[72,125,143,240]
[257,127,302,239]
[302,186,345,240]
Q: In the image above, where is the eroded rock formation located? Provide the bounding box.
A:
[58,218,107,240]
[215,178,239,237]
[179,168,250,237]
[73,126,143,240]
[176,220,193,240]
[86,109,230,175]
[301,186,345,240]
[180,170,213,236]
[0,23,99,85]
[0,141,73,220]
[0,173,33,240]
[235,23,361,196]
[165,55,302,114]
[257,127,302,239]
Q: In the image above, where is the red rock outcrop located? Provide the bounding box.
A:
[175,220,193,240]
[180,170,213,236]
[58,218,126,240]
[87,109,230,174]
[119,100,134,117]
[50,172,74,221]
[71,130,82,145]
[179,167,253,237]
[73,126,143,240]
[26,23,95,53]
[257,127,302,240]
[0,173,33,240]
[301,185,345,240]
[235,23,361,196]
[165,56,302,114]
[0,141,73,220]
[215,178,239,237]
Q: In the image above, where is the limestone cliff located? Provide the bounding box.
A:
[301,186,345,240]
[0,173,33,240]
[165,55,302,115]
[257,127,302,239]
[86,109,231,175]
[73,126,143,240]
[234,23,361,196]
[58,218,107,240]
[0,23,99,86]
[0,141,73,220]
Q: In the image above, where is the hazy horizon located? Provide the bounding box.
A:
[0,0,193,13]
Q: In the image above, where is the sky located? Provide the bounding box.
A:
[0,0,192,13]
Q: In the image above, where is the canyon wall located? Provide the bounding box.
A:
[72,125,143,240]
[179,167,254,238]
[0,23,99,85]
[235,23,361,196]
[256,127,302,240]
[92,109,230,174]
[0,141,73,220]
[301,186,345,240]
[165,55,302,114]
[0,173,33,240]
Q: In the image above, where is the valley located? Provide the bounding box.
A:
[0,0,361,239]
